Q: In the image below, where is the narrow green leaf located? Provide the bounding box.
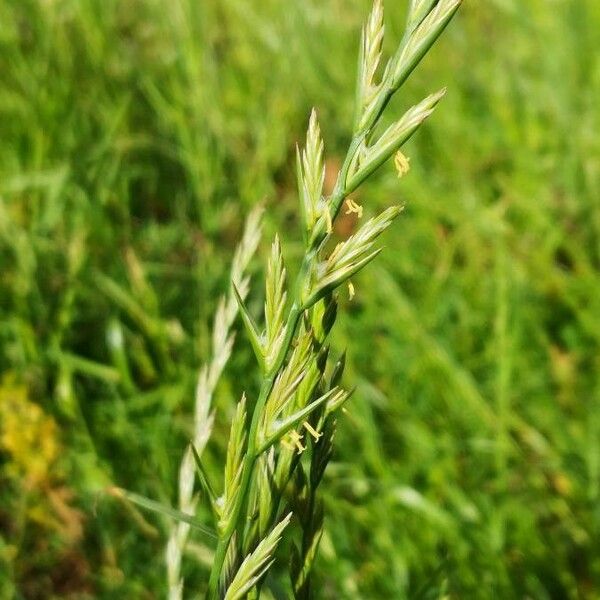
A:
[232,283,265,368]
[330,351,346,388]
[111,487,216,539]
[190,444,218,511]
[54,350,121,383]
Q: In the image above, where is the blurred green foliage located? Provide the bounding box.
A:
[1,0,599,598]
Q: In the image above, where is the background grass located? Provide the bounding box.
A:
[1,0,599,598]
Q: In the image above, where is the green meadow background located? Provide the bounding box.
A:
[1,0,599,597]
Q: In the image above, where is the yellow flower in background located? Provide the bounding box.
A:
[0,377,84,541]
[0,380,59,488]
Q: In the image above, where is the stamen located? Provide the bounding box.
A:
[288,430,306,454]
[303,421,322,441]
[394,151,411,178]
[348,281,355,300]
[325,209,333,233]
[345,198,364,218]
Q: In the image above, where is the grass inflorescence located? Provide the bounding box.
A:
[158,1,465,597]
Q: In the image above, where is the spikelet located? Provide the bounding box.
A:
[391,0,462,90]
[218,395,248,533]
[297,110,326,235]
[223,514,292,600]
[347,89,446,193]
[304,206,403,306]
[355,0,385,129]
[264,236,288,370]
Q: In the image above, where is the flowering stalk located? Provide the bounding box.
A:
[166,207,262,600]
[204,2,463,598]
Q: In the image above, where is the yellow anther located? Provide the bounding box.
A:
[303,421,322,442]
[394,151,411,178]
[324,209,333,233]
[348,281,355,301]
[345,198,363,218]
[288,430,306,454]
